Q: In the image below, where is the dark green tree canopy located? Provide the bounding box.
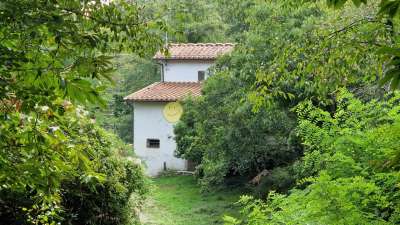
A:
[0,0,163,223]
[0,0,164,109]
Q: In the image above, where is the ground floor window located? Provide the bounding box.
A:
[147,139,160,148]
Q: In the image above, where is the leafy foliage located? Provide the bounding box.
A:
[172,2,400,224]
[250,1,389,109]
[139,0,258,43]
[0,0,164,108]
[225,90,400,225]
[0,105,148,225]
[216,1,400,224]
[175,0,384,190]
[175,70,301,189]
[174,0,319,188]
[61,130,148,225]
[0,0,162,224]
[92,55,160,143]
[138,0,229,43]
[304,0,400,90]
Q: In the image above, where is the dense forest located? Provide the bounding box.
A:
[1,0,400,225]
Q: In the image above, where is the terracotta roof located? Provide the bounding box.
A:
[154,43,234,60]
[124,82,202,102]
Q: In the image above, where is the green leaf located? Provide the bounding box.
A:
[379,69,398,86]
[389,74,400,89]
[377,47,400,57]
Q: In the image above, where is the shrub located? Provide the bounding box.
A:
[175,73,301,189]
[252,166,296,198]
[61,138,148,225]
[0,105,148,225]
[225,90,400,225]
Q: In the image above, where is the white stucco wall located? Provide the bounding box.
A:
[133,102,187,176]
[163,60,213,82]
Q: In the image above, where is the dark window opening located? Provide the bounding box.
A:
[147,139,160,148]
[198,71,205,81]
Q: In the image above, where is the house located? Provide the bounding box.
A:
[124,43,234,176]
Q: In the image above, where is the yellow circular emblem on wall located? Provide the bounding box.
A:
[163,102,183,123]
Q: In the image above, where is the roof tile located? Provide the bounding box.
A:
[124,82,202,102]
[154,43,234,60]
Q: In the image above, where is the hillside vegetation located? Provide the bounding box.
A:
[1,0,400,224]
[0,1,162,224]
[94,0,400,224]
[169,0,400,224]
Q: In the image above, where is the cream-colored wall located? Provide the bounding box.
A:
[133,102,187,176]
[163,60,212,82]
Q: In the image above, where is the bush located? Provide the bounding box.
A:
[62,142,148,225]
[252,166,296,198]
[225,90,400,225]
[175,73,302,189]
[0,106,148,225]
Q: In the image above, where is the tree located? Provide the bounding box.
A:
[91,55,160,143]
[0,0,163,223]
[141,0,230,43]
[175,0,382,191]
[249,0,388,108]
[317,0,400,90]
[175,71,301,189]
[225,90,400,224]
[216,1,400,224]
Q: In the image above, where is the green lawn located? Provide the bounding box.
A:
[140,175,243,225]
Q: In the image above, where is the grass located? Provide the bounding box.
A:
[140,175,244,225]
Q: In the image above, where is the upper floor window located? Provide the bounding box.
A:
[198,71,205,81]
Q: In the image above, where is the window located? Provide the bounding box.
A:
[146,139,160,148]
[198,71,205,81]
